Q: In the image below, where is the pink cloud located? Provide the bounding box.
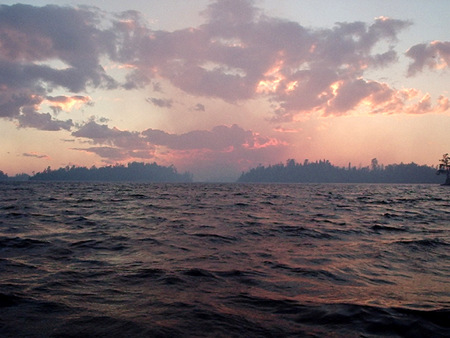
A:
[406,41,450,76]
[71,121,287,180]
[325,79,393,114]
[404,93,450,115]
[108,1,428,119]
[0,0,448,135]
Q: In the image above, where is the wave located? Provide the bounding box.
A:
[395,238,449,248]
[371,224,407,232]
[0,236,49,249]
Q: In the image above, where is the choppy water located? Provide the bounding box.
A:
[0,182,449,337]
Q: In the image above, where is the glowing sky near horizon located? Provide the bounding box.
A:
[0,0,449,181]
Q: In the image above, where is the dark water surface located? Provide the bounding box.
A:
[1,182,449,337]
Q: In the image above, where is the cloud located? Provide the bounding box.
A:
[202,0,260,28]
[141,124,287,181]
[404,94,450,115]
[129,6,441,118]
[0,89,41,118]
[326,79,393,114]
[73,121,283,153]
[72,120,148,149]
[0,4,117,89]
[142,124,254,150]
[17,109,73,131]
[152,82,163,92]
[274,126,301,133]
[406,41,450,76]
[96,0,431,118]
[193,103,206,111]
[146,97,173,108]
[45,95,92,113]
[0,4,116,129]
[0,0,448,133]
[71,121,286,179]
[22,152,49,159]
[72,146,130,162]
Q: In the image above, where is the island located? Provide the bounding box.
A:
[28,162,193,182]
[238,158,444,184]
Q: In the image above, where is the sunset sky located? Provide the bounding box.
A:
[1,0,449,181]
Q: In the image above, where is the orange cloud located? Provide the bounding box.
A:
[45,95,91,112]
[256,59,285,94]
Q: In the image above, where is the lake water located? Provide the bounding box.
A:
[1,182,449,337]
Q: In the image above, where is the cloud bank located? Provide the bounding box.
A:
[71,120,285,180]
[1,1,448,125]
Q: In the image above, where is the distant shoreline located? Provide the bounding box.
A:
[1,159,446,184]
[237,159,443,184]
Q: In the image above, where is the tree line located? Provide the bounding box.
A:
[237,158,444,184]
[0,170,29,181]
[0,162,193,182]
[0,158,446,183]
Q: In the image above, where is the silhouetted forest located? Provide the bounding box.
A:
[0,170,8,180]
[237,159,443,184]
[0,162,193,182]
[0,170,29,181]
[0,159,445,183]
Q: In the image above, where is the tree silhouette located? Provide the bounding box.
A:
[0,170,8,180]
[439,153,449,167]
[437,153,450,185]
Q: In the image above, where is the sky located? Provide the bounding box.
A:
[0,0,449,181]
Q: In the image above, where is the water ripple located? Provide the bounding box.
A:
[0,182,449,336]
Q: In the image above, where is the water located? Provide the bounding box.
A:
[1,182,449,337]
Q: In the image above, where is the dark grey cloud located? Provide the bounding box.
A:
[17,109,73,131]
[72,120,148,149]
[0,89,41,118]
[193,103,206,111]
[0,4,117,89]
[0,3,116,129]
[152,82,163,92]
[22,152,48,159]
[142,124,253,150]
[72,120,124,140]
[146,97,173,108]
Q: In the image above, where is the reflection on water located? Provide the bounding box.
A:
[0,182,449,336]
